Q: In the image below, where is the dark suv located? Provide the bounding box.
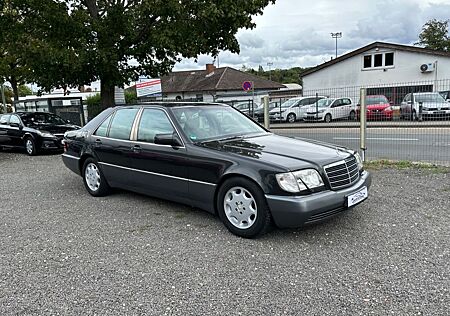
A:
[0,112,80,155]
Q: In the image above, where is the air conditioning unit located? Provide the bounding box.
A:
[420,63,435,73]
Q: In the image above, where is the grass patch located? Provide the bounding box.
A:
[364,159,449,174]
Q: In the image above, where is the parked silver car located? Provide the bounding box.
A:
[400,92,450,120]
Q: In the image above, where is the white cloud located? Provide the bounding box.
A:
[173,0,450,71]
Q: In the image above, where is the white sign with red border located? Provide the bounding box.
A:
[136,79,162,97]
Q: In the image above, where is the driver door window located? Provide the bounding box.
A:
[137,109,175,143]
[9,115,21,125]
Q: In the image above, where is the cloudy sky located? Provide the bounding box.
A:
[174,0,450,71]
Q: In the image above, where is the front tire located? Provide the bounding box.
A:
[286,113,296,123]
[324,113,332,123]
[217,177,272,238]
[24,137,37,156]
[82,158,110,197]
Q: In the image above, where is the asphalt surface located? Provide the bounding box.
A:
[273,127,450,165]
[0,152,449,315]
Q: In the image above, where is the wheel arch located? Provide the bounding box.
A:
[213,173,267,215]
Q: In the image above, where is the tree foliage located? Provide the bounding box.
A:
[245,66,308,85]
[416,19,450,51]
[2,0,275,109]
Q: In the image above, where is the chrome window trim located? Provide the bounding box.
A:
[93,106,186,149]
[98,161,216,186]
[92,135,186,149]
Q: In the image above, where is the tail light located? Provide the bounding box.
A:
[62,140,68,152]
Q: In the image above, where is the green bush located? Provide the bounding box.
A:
[125,90,137,104]
[86,93,102,120]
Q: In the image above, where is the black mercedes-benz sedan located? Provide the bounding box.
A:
[0,112,80,155]
[62,103,371,238]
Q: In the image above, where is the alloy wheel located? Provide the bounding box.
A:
[223,186,258,229]
[85,162,101,192]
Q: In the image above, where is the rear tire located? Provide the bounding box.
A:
[82,158,110,197]
[324,113,332,123]
[349,111,356,121]
[217,177,272,238]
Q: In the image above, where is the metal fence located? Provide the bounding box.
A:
[260,79,450,166]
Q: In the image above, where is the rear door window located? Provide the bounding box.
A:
[108,108,139,140]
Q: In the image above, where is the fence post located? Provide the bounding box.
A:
[1,84,6,114]
[315,92,319,120]
[360,88,367,162]
[263,96,270,129]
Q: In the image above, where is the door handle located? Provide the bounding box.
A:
[94,139,102,147]
[132,145,141,153]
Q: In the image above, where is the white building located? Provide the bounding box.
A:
[302,42,450,104]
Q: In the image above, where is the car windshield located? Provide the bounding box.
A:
[171,106,267,142]
[366,96,388,105]
[415,93,446,103]
[19,113,67,126]
[316,99,334,107]
[280,99,299,108]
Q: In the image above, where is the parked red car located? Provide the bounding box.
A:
[356,95,393,120]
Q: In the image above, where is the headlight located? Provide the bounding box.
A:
[384,106,392,111]
[354,152,363,170]
[276,169,324,193]
[37,131,55,138]
[318,109,325,113]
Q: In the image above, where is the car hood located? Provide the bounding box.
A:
[419,102,449,108]
[29,123,81,134]
[303,105,326,112]
[199,134,353,171]
[367,103,390,110]
[269,108,288,113]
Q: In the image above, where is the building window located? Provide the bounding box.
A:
[362,51,394,70]
[374,54,383,67]
[363,55,372,68]
[385,52,394,66]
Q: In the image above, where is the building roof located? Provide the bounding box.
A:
[161,66,284,93]
[302,41,450,77]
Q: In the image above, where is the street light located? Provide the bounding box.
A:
[331,32,342,59]
[267,62,273,81]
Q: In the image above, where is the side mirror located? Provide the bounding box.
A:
[389,101,394,105]
[154,132,183,147]
[10,122,22,129]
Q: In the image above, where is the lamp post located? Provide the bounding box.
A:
[330,32,342,59]
[267,62,273,81]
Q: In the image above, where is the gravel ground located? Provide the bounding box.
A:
[0,152,449,316]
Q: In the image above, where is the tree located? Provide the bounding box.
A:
[9,0,275,109]
[0,0,32,102]
[416,19,450,51]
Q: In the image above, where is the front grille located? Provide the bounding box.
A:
[324,156,360,190]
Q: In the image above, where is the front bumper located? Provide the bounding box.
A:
[38,136,64,151]
[266,171,372,228]
[303,114,324,121]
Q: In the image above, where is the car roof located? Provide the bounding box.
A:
[126,102,229,108]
